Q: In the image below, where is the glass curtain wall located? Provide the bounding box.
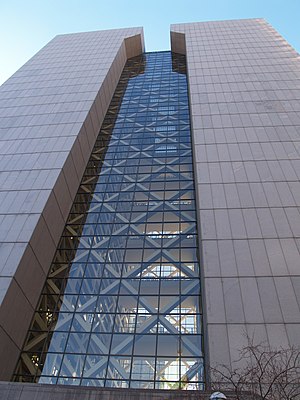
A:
[14,52,204,390]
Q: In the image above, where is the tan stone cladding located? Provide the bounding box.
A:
[0,27,144,380]
[171,19,300,371]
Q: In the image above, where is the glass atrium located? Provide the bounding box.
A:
[14,52,204,389]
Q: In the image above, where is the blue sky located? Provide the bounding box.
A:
[0,0,299,85]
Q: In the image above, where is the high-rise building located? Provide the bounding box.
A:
[0,18,300,398]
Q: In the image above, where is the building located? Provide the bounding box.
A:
[0,18,300,397]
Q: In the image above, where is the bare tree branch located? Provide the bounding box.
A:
[210,336,300,400]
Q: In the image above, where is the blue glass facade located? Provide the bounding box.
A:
[15,52,204,389]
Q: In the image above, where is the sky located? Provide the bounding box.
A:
[0,0,300,85]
